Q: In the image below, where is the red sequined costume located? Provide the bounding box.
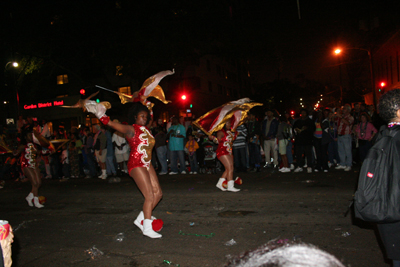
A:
[216,129,237,159]
[126,124,155,173]
[21,143,37,169]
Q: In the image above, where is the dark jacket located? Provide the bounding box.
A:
[321,118,331,145]
[246,119,261,140]
[377,125,400,260]
[262,118,279,140]
[292,117,315,146]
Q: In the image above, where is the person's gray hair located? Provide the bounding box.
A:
[226,241,345,267]
[343,104,352,112]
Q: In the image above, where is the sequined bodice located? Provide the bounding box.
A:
[126,124,155,170]
[21,143,37,169]
[216,129,237,157]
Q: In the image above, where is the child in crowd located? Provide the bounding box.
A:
[185,134,199,174]
[61,144,70,181]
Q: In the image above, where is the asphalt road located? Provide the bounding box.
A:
[1,166,390,267]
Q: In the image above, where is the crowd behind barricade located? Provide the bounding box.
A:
[0,102,385,188]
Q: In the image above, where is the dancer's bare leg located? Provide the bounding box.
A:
[23,168,41,196]
[130,167,162,219]
[148,165,163,209]
[219,155,234,181]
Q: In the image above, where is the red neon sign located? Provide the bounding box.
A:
[24,100,64,110]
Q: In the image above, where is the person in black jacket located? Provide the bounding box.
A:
[292,109,315,173]
[246,113,262,172]
[375,89,400,267]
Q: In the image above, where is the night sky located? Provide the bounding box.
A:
[3,0,400,96]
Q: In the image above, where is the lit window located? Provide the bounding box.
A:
[118,86,131,95]
[116,66,123,76]
[57,74,68,85]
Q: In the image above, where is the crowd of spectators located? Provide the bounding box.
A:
[0,102,385,187]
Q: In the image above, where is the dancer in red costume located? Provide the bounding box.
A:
[86,102,162,238]
[14,127,53,208]
[193,98,263,192]
[63,70,174,238]
[210,120,241,192]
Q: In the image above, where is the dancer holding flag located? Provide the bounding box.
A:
[193,98,262,192]
[14,127,54,208]
[73,70,173,239]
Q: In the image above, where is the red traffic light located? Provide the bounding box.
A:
[290,111,294,115]
[80,89,86,95]
[380,82,386,87]
[181,95,187,100]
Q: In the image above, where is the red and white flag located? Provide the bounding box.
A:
[118,70,174,108]
[193,98,262,135]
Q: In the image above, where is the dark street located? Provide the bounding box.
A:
[2,167,389,267]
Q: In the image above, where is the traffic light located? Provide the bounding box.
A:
[96,99,100,103]
[80,89,85,95]
[379,81,386,93]
[181,94,187,100]
[190,104,193,108]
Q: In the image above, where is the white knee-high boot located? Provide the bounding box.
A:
[25,192,34,206]
[227,180,240,192]
[143,219,162,238]
[216,178,226,191]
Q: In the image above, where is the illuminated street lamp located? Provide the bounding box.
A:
[5,61,19,69]
[334,47,376,107]
[4,61,20,118]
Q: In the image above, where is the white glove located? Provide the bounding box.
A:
[84,100,106,119]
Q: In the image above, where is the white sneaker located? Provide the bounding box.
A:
[314,169,319,172]
[189,172,193,174]
[303,164,308,168]
[169,172,178,175]
[344,166,352,171]
[290,164,295,170]
[328,162,333,168]
[159,172,167,175]
[181,171,187,174]
[324,169,328,173]
[193,172,197,174]
[335,165,346,170]
[307,167,312,173]
[281,167,291,173]
[294,167,303,173]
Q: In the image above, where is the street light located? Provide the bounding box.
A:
[4,61,18,69]
[334,47,376,107]
[4,61,20,119]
